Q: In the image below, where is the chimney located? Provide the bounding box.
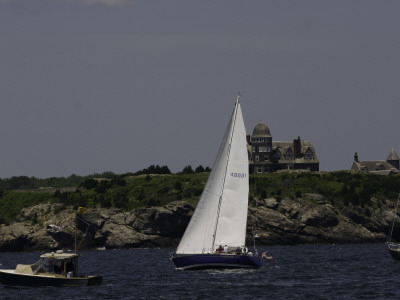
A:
[293,136,302,158]
[354,152,359,162]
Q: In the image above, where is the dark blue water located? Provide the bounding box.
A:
[0,244,398,299]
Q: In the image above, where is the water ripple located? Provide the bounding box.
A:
[0,244,398,299]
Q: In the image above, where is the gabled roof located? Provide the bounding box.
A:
[285,147,294,154]
[272,140,319,163]
[304,146,313,154]
[352,160,399,173]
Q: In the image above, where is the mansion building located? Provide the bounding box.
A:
[247,123,319,173]
[351,149,400,175]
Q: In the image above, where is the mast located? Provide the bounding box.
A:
[388,191,400,243]
[175,92,248,255]
[211,92,241,250]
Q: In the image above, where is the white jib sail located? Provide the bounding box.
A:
[176,96,249,254]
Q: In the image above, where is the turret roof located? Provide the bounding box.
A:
[251,123,271,138]
[387,148,399,161]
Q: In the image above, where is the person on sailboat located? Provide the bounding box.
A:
[262,249,273,260]
[216,245,223,254]
[223,245,229,253]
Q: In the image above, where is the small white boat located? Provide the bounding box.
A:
[0,250,102,287]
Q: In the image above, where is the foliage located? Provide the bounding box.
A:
[180,165,194,174]
[0,174,87,190]
[1,170,400,226]
[134,165,171,176]
[250,171,400,208]
[194,165,211,173]
[0,191,53,225]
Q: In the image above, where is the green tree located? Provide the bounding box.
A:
[81,179,98,189]
[95,181,109,193]
[195,165,205,173]
[7,176,34,190]
[181,165,194,174]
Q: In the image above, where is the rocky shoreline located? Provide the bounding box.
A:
[1,194,398,252]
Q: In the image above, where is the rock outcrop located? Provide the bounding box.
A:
[248,195,398,245]
[0,195,398,251]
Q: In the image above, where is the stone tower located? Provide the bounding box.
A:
[250,123,273,172]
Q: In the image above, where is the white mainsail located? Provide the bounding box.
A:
[176,95,249,254]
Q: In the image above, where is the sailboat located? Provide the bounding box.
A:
[387,192,400,260]
[171,94,262,270]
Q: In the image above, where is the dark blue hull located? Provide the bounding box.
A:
[172,254,262,270]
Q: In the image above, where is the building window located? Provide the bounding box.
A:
[259,146,271,153]
[257,167,263,173]
[304,153,314,160]
[255,155,259,162]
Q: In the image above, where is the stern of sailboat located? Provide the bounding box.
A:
[388,243,400,260]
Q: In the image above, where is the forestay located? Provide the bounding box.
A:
[176,96,249,254]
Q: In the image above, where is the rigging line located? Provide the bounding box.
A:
[388,190,400,243]
[211,93,241,249]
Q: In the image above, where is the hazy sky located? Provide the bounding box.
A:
[1,0,399,178]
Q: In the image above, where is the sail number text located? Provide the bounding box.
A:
[231,172,247,178]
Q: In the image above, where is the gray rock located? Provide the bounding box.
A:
[0,197,397,251]
[264,198,278,209]
[299,204,338,228]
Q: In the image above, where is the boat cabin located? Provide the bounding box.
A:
[15,250,78,277]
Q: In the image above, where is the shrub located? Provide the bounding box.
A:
[80,179,98,189]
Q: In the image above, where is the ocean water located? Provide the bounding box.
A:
[0,244,398,299]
